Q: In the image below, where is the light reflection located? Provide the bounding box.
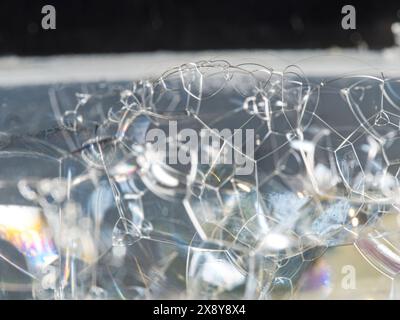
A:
[0,205,57,268]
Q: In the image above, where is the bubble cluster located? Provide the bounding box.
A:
[1,60,400,299]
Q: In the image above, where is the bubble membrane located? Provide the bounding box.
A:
[0,60,400,299]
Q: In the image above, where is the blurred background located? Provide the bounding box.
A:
[0,0,399,55]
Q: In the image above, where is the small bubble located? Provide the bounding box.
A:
[375,111,390,126]
[62,111,83,131]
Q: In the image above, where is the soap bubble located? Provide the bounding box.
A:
[1,60,400,299]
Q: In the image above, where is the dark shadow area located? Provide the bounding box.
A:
[0,0,399,55]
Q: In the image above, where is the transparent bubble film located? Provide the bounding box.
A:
[2,60,400,299]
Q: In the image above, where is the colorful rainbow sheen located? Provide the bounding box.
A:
[0,205,57,268]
